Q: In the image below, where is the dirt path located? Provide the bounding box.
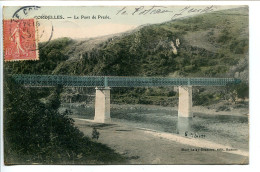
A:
[73,118,248,165]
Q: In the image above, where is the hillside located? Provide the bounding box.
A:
[4,7,249,106]
[3,72,126,164]
[3,6,249,164]
[55,7,248,78]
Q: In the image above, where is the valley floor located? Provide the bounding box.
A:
[73,118,248,165]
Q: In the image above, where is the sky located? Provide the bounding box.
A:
[3,6,242,41]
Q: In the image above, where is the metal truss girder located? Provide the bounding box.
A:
[11,75,241,87]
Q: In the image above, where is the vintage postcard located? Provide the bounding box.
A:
[2,5,249,165]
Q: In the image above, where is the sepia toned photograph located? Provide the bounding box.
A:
[2,5,249,165]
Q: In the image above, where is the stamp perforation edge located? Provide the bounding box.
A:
[3,18,39,62]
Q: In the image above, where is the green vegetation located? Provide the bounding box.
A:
[5,37,74,74]
[3,7,249,164]
[5,7,249,105]
[4,74,125,164]
[6,8,249,77]
[110,87,178,106]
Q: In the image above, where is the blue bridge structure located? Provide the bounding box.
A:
[12,74,240,87]
[12,74,241,123]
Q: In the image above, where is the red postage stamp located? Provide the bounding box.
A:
[3,19,39,61]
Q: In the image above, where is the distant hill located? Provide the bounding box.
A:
[6,7,248,78]
[53,7,248,79]
[4,7,249,105]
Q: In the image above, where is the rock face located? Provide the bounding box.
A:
[170,41,178,55]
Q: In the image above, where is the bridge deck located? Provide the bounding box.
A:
[11,74,241,87]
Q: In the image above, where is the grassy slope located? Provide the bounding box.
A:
[4,74,126,164]
[5,7,248,78]
[4,7,249,105]
[51,7,248,79]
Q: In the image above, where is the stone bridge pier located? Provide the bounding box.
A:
[12,74,239,123]
[94,86,193,123]
[94,87,111,123]
[12,75,241,123]
[178,86,193,118]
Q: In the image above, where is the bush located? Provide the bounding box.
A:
[229,38,249,54]
[216,105,231,112]
[235,82,249,99]
[193,92,216,106]
[4,75,125,164]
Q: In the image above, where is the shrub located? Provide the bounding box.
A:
[4,74,125,164]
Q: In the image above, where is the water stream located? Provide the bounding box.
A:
[61,103,249,151]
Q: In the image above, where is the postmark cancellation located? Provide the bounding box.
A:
[3,18,39,61]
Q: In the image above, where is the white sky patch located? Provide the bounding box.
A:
[52,23,137,40]
[3,6,244,42]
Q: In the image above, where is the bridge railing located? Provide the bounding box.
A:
[11,74,241,87]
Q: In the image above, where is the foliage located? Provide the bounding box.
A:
[111,87,178,106]
[5,37,73,74]
[235,82,249,99]
[224,82,249,101]
[4,74,125,164]
[4,8,249,106]
[193,91,216,106]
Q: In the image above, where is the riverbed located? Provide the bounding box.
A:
[60,103,249,152]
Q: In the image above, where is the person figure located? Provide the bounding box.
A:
[10,22,26,54]
[92,127,100,140]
